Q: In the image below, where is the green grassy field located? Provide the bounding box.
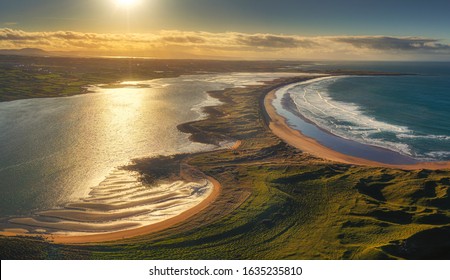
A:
[0,55,308,102]
[0,59,449,260]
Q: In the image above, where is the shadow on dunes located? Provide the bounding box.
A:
[415,213,450,225]
[365,210,413,225]
[272,165,349,184]
[381,226,450,259]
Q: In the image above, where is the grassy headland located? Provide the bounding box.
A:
[1,73,449,259]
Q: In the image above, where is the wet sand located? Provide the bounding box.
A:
[0,175,221,244]
[50,176,221,244]
[264,88,450,170]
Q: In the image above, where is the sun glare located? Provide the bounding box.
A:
[115,0,139,8]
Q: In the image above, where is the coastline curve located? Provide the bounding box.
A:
[263,81,450,170]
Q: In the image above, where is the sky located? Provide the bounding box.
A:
[1,0,450,60]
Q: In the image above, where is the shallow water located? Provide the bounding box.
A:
[0,72,299,218]
[7,169,213,234]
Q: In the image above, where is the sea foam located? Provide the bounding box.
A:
[285,77,414,157]
[283,76,450,160]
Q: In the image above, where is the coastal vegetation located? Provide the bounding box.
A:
[0,55,305,102]
[0,57,449,259]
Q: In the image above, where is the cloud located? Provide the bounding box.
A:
[0,28,37,40]
[161,35,206,44]
[0,28,449,59]
[234,34,316,49]
[2,22,18,26]
[333,36,450,51]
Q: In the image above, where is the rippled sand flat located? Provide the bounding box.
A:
[5,169,213,235]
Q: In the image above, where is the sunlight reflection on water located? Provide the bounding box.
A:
[0,72,300,216]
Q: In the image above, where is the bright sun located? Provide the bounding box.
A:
[115,0,139,8]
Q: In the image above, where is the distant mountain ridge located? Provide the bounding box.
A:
[0,48,51,57]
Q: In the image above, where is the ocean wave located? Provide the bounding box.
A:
[285,77,415,157]
[397,133,450,141]
[424,151,450,159]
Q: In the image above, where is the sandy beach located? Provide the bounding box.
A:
[0,175,222,244]
[264,87,450,170]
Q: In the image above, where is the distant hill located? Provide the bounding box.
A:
[0,48,51,57]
